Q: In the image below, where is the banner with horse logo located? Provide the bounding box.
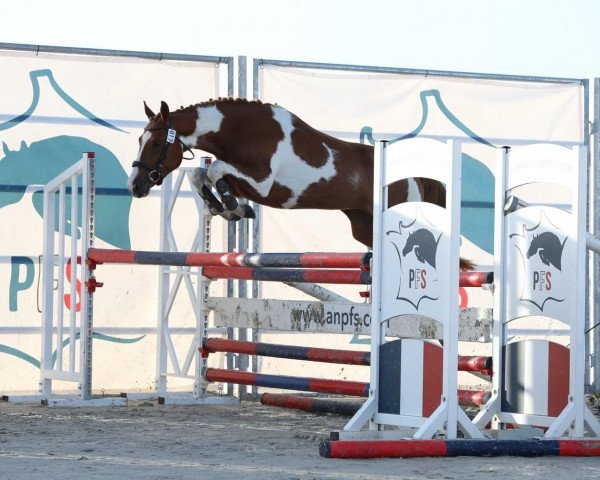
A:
[0,46,226,392]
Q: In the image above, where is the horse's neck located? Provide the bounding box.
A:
[187,105,252,159]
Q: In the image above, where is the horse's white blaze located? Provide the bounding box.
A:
[128,130,152,191]
[180,105,224,145]
[205,106,337,208]
[406,177,422,202]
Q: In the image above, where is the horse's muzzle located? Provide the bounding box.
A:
[129,181,150,198]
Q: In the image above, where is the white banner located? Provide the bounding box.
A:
[0,47,227,392]
[260,66,583,144]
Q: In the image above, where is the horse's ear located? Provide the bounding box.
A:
[144,101,155,120]
[160,101,170,124]
[2,141,10,156]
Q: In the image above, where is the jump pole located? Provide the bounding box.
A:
[201,338,370,365]
[205,368,489,407]
[203,266,371,285]
[259,392,490,417]
[204,368,370,396]
[87,248,493,287]
[202,338,492,373]
[319,439,600,458]
[260,393,363,416]
[88,248,371,269]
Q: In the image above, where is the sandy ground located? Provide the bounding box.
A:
[1,399,600,480]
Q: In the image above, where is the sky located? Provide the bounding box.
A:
[2,0,600,80]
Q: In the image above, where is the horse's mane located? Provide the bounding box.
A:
[176,97,268,112]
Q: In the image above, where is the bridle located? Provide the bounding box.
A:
[132,121,195,186]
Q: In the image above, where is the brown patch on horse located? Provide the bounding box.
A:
[387,180,411,208]
[172,107,202,138]
[289,116,331,169]
[224,176,294,208]
[293,139,373,210]
[419,177,447,208]
[198,101,283,182]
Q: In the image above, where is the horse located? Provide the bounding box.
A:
[128,98,472,269]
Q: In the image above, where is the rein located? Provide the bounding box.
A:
[132,122,195,186]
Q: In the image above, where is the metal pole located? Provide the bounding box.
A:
[593,78,600,393]
[251,58,263,397]
[40,175,56,398]
[155,173,171,397]
[222,56,237,395]
[81,153,95,400]
[582,79,592,391]
[254,58,583,85]
[236,56,250,392]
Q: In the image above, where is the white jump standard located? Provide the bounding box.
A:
[325,138,600,458]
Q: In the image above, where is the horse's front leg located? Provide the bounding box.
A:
[190,167,228,216]
[191,166,255,220]
[206,161,257,219]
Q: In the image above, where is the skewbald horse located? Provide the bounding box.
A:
[128,98,472,270]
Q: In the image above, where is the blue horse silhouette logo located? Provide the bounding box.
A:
[510,212,568,312]
[526,231,566,272]
[387,215,443,310]
[402,228,439,269]
[0,136,132,249]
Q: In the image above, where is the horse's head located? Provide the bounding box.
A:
[128,101,187,198]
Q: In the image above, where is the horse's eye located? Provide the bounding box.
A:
[152,140,162,147]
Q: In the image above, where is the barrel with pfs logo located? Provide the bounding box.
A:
[507,207,573,320]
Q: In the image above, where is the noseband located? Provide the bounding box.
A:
[132,122,195,186]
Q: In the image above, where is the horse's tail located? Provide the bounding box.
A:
[459,257,475,271]
[419,178,474,272]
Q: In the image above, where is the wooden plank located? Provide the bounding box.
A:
[209,298,491,342]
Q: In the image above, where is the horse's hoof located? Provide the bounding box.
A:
[243,204,256,219]
[226,213,241,222]
[208,206,222,217]
[215,179,239,210]
[222,194,238,211]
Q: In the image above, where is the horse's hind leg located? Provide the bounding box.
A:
[342,209,374,248]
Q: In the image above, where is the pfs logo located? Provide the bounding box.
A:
[511,211,567,312]
[387,215,442,310]
[402,229,438,290]
[526,232,565,292]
